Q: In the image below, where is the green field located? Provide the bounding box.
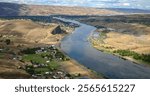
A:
[23,54,46,64]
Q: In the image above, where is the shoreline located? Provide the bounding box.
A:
[89,36,150,67]
[0,18,104,79]
[53,19,104,79]
[56,37,104,79]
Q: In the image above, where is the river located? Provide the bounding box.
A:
[55,17,150,79]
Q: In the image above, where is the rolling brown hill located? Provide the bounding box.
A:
[0,2,122,16]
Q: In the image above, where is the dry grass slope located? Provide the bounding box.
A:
[26,5,122,16]
[0,19,62,44]
[0,19,62,78]
[0,19,102,79]
[0,2,123,16]
[93,23,150,54]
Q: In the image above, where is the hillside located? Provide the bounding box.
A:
[0,2,122,16]
[0,19,63,44]
[0,19,62,78]
[79,14,150,64]
[0,18,102,79]
[103,8,150,14]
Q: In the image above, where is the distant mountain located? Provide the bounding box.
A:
[105,8,150,14]
[0,2,22,16]
[0,2,122,16]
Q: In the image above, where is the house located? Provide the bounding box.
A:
[46,60,50,63]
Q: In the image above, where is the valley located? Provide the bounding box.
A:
[78,14,150,65]
[0,17,102,79]
[0,2,150,79]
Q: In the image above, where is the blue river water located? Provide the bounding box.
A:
[57,17,150,79]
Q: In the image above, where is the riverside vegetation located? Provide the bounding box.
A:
[85,14,150,65]
[90,30,150,63]
[113,50,150,63]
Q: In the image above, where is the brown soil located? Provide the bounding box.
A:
[61,60,102,79]
[92,23,150,54]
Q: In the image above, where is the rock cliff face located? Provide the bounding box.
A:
[51,25,63,35]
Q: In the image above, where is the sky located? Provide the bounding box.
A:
[0,0,150,10]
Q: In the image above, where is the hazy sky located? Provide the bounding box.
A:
[0,0,150,10]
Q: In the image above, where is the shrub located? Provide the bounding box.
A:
[5,39,11,45]
[114,50,150,63]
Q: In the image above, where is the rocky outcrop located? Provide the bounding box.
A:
[51,25,64,35]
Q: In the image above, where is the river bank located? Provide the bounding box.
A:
[0,17,103,79]
[55,43,103,79]
[90,37,150,67]
[59,17,150,79]
[2,16,150,79]
[56,32,104,79]
[89,28,150,66]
